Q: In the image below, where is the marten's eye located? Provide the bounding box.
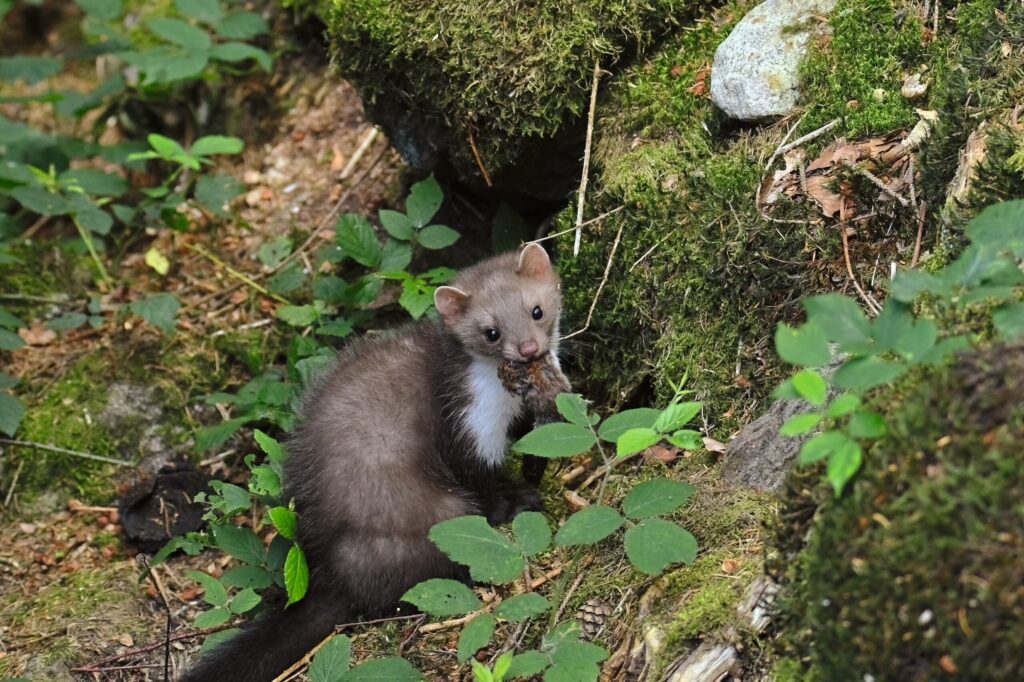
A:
[484,328,501,343]
[532,306,543,320]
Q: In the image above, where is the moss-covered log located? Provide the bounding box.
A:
[322,0,696,197]
[767,342,1024,680]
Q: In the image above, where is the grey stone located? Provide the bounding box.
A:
[710,0,838,121]
[721,396,817,492]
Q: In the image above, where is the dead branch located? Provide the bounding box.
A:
[573,61,604,256]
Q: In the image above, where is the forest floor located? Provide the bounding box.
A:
[0,7,774,682]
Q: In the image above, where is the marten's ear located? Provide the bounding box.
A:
[434,286,470,323]
[516,243,554,280]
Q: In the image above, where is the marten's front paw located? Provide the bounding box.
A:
[486,487,545,525]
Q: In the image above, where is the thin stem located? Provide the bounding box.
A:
[0,438,133,467]
[185,243,290,305]
[72,216,112,285]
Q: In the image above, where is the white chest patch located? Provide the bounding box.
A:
[461,358,523,467]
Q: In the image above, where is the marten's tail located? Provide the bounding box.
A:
[179,587,348,682]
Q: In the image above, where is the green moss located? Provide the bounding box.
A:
[324,0,702,185]
[0,562,142,676]
[767,342,1024,680]
[0,240,86,300]
[798,0,924,137]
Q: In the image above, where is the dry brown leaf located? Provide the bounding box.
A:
[721,559,740,574]
[805,176,845,217]
[645,444,680,464]
[117,633,134,647]
[564,490,590,511]
[18,324,56,346]
[703,437,727,453]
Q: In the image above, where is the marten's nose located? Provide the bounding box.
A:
[518,340,539,358]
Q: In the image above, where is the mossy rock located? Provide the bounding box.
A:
[554,0,1024,423]
[766,342,1024,680]
[322,0,697,198]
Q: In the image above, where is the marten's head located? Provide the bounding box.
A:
[434,243,561,363]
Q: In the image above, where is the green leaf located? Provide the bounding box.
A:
[269,506,298,540]
[194,606,231,628]
[335,214,381,267]
[417,224,460,250]
[129,293,179,333]
[48,313,88,332]
[229,587,262,614]
[791,369,828,406]
[471,659,494,682]
[826,393,861,418]
[249,465,281,497]
[191,135,243,157]
[380,239,412,272]
[653,401,701,432]
[215,10,270,39]
[803,294,870,349]
[0,307,25,330]
[798,430,854,465]
[458,614,496,664]
[11,186,67,216]
[277,305,319,327]
[258,236,292,268]
[505,651,548,680]
[343,657,421,681]
[0,372,19,389]
[554,505,624,547]
[623,519,698,575]
[616,427,660,457]
[146,17,211,50]
[666,429,702,450]
[401,579,482,617]
[149,534,203,567]
[833,357,907,392]
[195,416,248,451]
[0,393,25,436]
[405,174,443,227]
[398,279,434,320]
[209,43,272,72]
[495,593,550,622]
[889,269,946,303]
[73,202,113,235]
[195,174,244,217]
[780,413,822,437]
[622,478,695,519]
[145,247,170,276]
[894,318,937,364]
[317,320,355,338]
[309,635,352,682]
[0,56,62,84]
[379,209,414,240]
[267,263,305,295]
[871,300,913,352]
[198,627,241,654]
[187,570,229,607]
[848,411,887,439]
[429,516,524,583]
[77,0,123,20]
[550,641,608,667]
[994,302,1024,340]
[59,168,127,196]
[775,322,831,367]
[254,429,286,465]
[826,439,863,495]
[175,0,222,23]
[555,393,596,427]
[511,422,596,458]
[0,329,26,351]
[772,378,800,400]
[221,565,272,590]
[965,198,1024,257]
[122,46,209,85]
[597,408,661,443]
[285,544,309,605]
[213,523,264,565]
[513,511,551,556]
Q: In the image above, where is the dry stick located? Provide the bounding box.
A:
[562,220,625,341]
[70,624,237,672]
[271,632,335,682]
[531,205,625,245]
[573,61,603,257]
[184,243,291,305]
[339,126,380,181]
[841,226,882,316]
[0,437,132,467]
[911,200,928,268]
[139,556,173,682]
[467,127,493,187]
[775,117,841,158]
[756,116,840,224]
[763,111,807,172]
[553,570,587,625]
[845,162,912,208]
[3,459,23,507]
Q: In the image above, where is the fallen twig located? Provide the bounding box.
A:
[776,117,841,159]
[339,126,380,181]
[841,224,882,316]
[0,438,132,467]
[912,200,927,268]
[531,205,625,245]
[467,127,493,187]
[845,161,912,207]
[70,624,236,672]
[563,220,625,340]
[573,61,604,256]
[185,243,290,305]
[4,459,23,507]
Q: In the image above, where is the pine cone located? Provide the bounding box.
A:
[577,598,611,640]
